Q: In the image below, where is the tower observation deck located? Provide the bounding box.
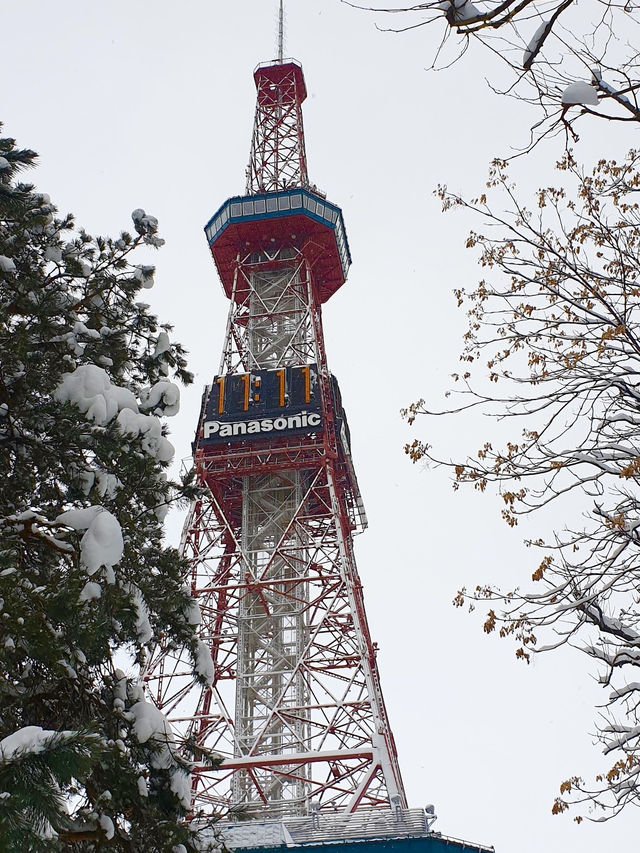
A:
[144,23,492,853]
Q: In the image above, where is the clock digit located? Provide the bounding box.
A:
[241,373,250,411]
[215,376,225,414]
[301,365,311,404]
[276,369,286,407]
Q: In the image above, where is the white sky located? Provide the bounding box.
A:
[3,1,637,850]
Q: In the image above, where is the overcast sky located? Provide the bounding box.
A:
[3,1,637,850]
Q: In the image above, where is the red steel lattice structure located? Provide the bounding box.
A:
[247,61,309,194]
[143,56,406,819]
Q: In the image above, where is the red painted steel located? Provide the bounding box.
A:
[209,211,346,304]
[247,61,309,193]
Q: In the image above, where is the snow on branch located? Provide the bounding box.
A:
[348,0,640,151]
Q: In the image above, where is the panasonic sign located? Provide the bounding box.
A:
[203,411,322,441]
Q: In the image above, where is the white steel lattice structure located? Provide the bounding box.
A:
[143,54,406,820]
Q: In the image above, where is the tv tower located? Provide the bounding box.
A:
[145,8,491,850]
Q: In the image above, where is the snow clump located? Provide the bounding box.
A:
[129,586,153,645]
[170,769,192,810]
[129,700,172,745]
[436,0,480,21]
[95,471,121,499]
[77,468,122,499]
[128,700,177,769]
[562,81,599,106]
[55,507,124,575]
[131,209,164,246]
[184,595,202,626]
[131,209,158,235]
[153,331,171,357]
[55,365,175,462]
[98,814,115,840]
[54,364,138,426]
[141,380,180,416]
[113,670,127,702]
[134,265,155,289]
[0,727,73,761]
[44,245,63,263]
[116,408,175,462]
[195,640,214,686]
[79,580,102,602]
[55,505,103,531]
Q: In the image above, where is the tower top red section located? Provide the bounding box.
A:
[254,59,307,103]
[247,59,309,193]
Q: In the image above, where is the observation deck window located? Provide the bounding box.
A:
[205,189,352,282]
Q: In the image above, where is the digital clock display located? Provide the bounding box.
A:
[199,363,323,445]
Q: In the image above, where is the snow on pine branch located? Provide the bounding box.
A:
[131,208,164,247]
[0,727,77,762]
[55,364,178,462]
[55,507,124,576]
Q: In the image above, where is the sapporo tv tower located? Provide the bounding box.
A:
[146,6,491,851]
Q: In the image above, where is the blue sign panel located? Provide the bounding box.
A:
[200,363,323,445]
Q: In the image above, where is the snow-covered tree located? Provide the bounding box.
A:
[0,125,219,850]
[404,149,640,821]
[346,0,640,150]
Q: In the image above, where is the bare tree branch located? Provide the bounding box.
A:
[344,0,640,151]
[405,149,640,820]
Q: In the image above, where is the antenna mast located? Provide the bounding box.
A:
[278,0,284,61]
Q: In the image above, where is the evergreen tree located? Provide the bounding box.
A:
[0,125,219,851]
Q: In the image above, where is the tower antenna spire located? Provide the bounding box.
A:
[278,0,284,62]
